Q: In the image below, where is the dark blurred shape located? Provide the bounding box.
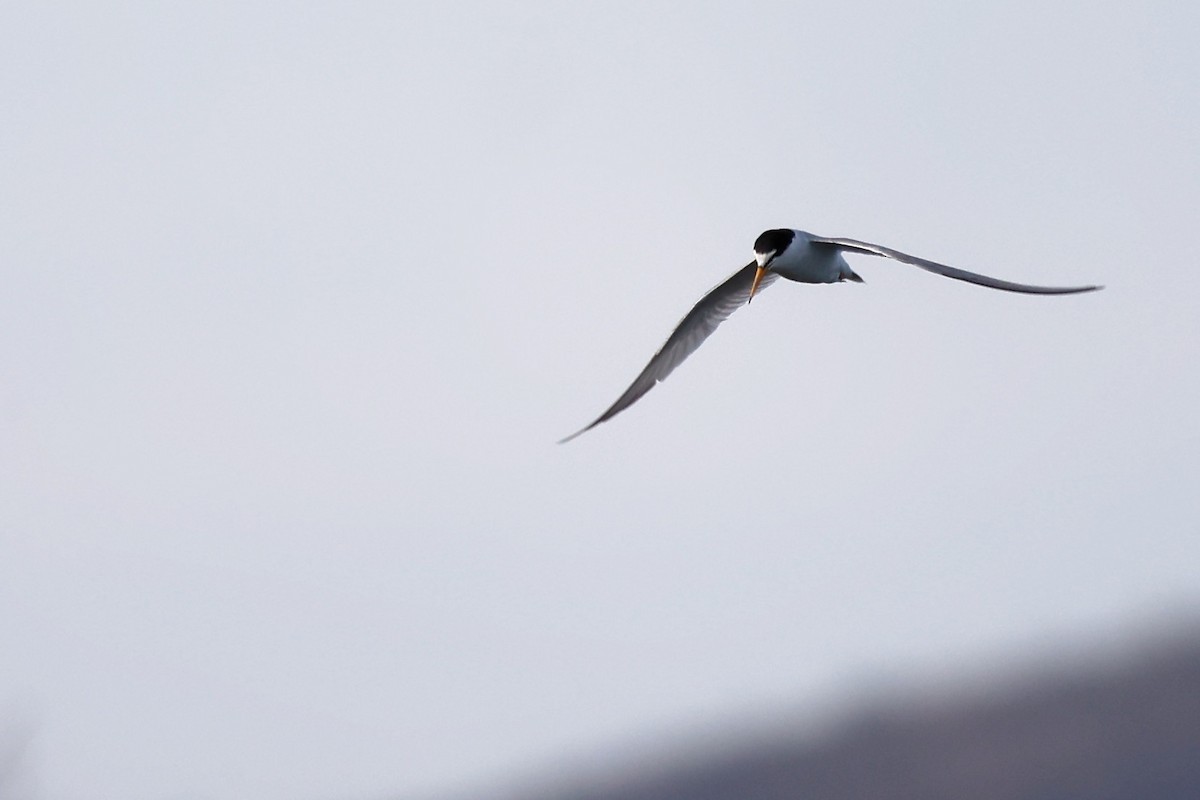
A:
[501,629,1200,800]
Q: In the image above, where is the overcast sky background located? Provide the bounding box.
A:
[2,3,1198,799]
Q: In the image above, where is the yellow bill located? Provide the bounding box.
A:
[748,265,767,303]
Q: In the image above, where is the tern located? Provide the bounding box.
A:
[560,228,1102,443]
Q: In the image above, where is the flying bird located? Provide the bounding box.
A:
[560,228,1102,443]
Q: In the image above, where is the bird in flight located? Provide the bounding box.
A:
[560,228,1102,443]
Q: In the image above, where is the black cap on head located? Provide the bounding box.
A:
[753,228,795,258]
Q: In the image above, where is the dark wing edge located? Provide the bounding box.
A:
[810,236,1103,295]
[559,262,779,443]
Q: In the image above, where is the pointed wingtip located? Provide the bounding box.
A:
[557,424,592,444]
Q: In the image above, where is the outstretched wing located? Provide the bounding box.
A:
[810,236,1102,295]
[560,262,779,443]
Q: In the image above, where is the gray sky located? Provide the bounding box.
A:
[2,2,1198,799]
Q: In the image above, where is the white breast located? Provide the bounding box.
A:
[770,229,850,284]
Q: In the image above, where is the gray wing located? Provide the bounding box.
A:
[810,236,1103,295]
[560,262,779,443]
